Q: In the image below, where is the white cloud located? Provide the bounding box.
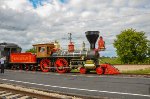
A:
[128,0,149,7]
[112,0,128,7]
[3,0,32,11]
[0,0,150,56]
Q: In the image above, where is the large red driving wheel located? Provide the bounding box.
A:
[96,67,103,75]
[40,59,51,72]
[80,67,87,74]
[54,58,68,73]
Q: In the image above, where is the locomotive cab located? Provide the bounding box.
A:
[33,43,55,58]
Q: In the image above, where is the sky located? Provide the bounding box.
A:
[0,0,150,57]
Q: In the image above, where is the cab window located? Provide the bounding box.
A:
[39,47,46,52]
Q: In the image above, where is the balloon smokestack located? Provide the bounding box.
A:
[85,31,99,50]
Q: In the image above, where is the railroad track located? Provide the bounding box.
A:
[0,90,36,99]
[0,84,83,99]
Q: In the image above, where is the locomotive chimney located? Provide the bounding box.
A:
[85,31,99,50]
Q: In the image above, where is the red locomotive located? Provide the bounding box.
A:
[0,31,119,75]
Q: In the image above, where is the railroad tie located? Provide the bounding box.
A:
[5,94,21,99]
[0,90,36,99]
[17,95,32,99]
[0,91,6,94]
[0,92,12,97]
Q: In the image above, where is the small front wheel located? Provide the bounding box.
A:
[96,67,103,75]
[80,67,87,74]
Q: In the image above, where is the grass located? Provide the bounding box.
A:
[71,69,79,73]
[100,57,150,65]
[122,68,150,74]
[100,57,122,64]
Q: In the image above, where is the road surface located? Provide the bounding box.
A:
[0,70,150,99]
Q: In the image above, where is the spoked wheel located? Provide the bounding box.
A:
[16,64,22,70]
[96,67,103,75]
[80,67,87,74]
[30,65,36,71]
[54,58,68,73]
[40,59,51,72]
[24,64,29,71]
[11,65,17,70]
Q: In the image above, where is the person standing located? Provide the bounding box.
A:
[0,56,5,73]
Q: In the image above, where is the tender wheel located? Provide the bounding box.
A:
[24,64,29,71]
[96,67,103,75]
[40,59,51,72]
[30,65,36,71]
[54,58,68,73]
[80,67,87,74]
[19,64,23,70]
[16,64,22,70]
[11,65,17,70]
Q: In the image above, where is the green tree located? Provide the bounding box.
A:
[26,47,36,53]
[114,28,148,64]
[147,41,150,64]
[148,41,150,57]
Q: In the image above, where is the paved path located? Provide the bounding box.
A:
[0,70,150,99]
[114,65,150,72]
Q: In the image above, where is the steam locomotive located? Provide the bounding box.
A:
[0,31,119,75]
